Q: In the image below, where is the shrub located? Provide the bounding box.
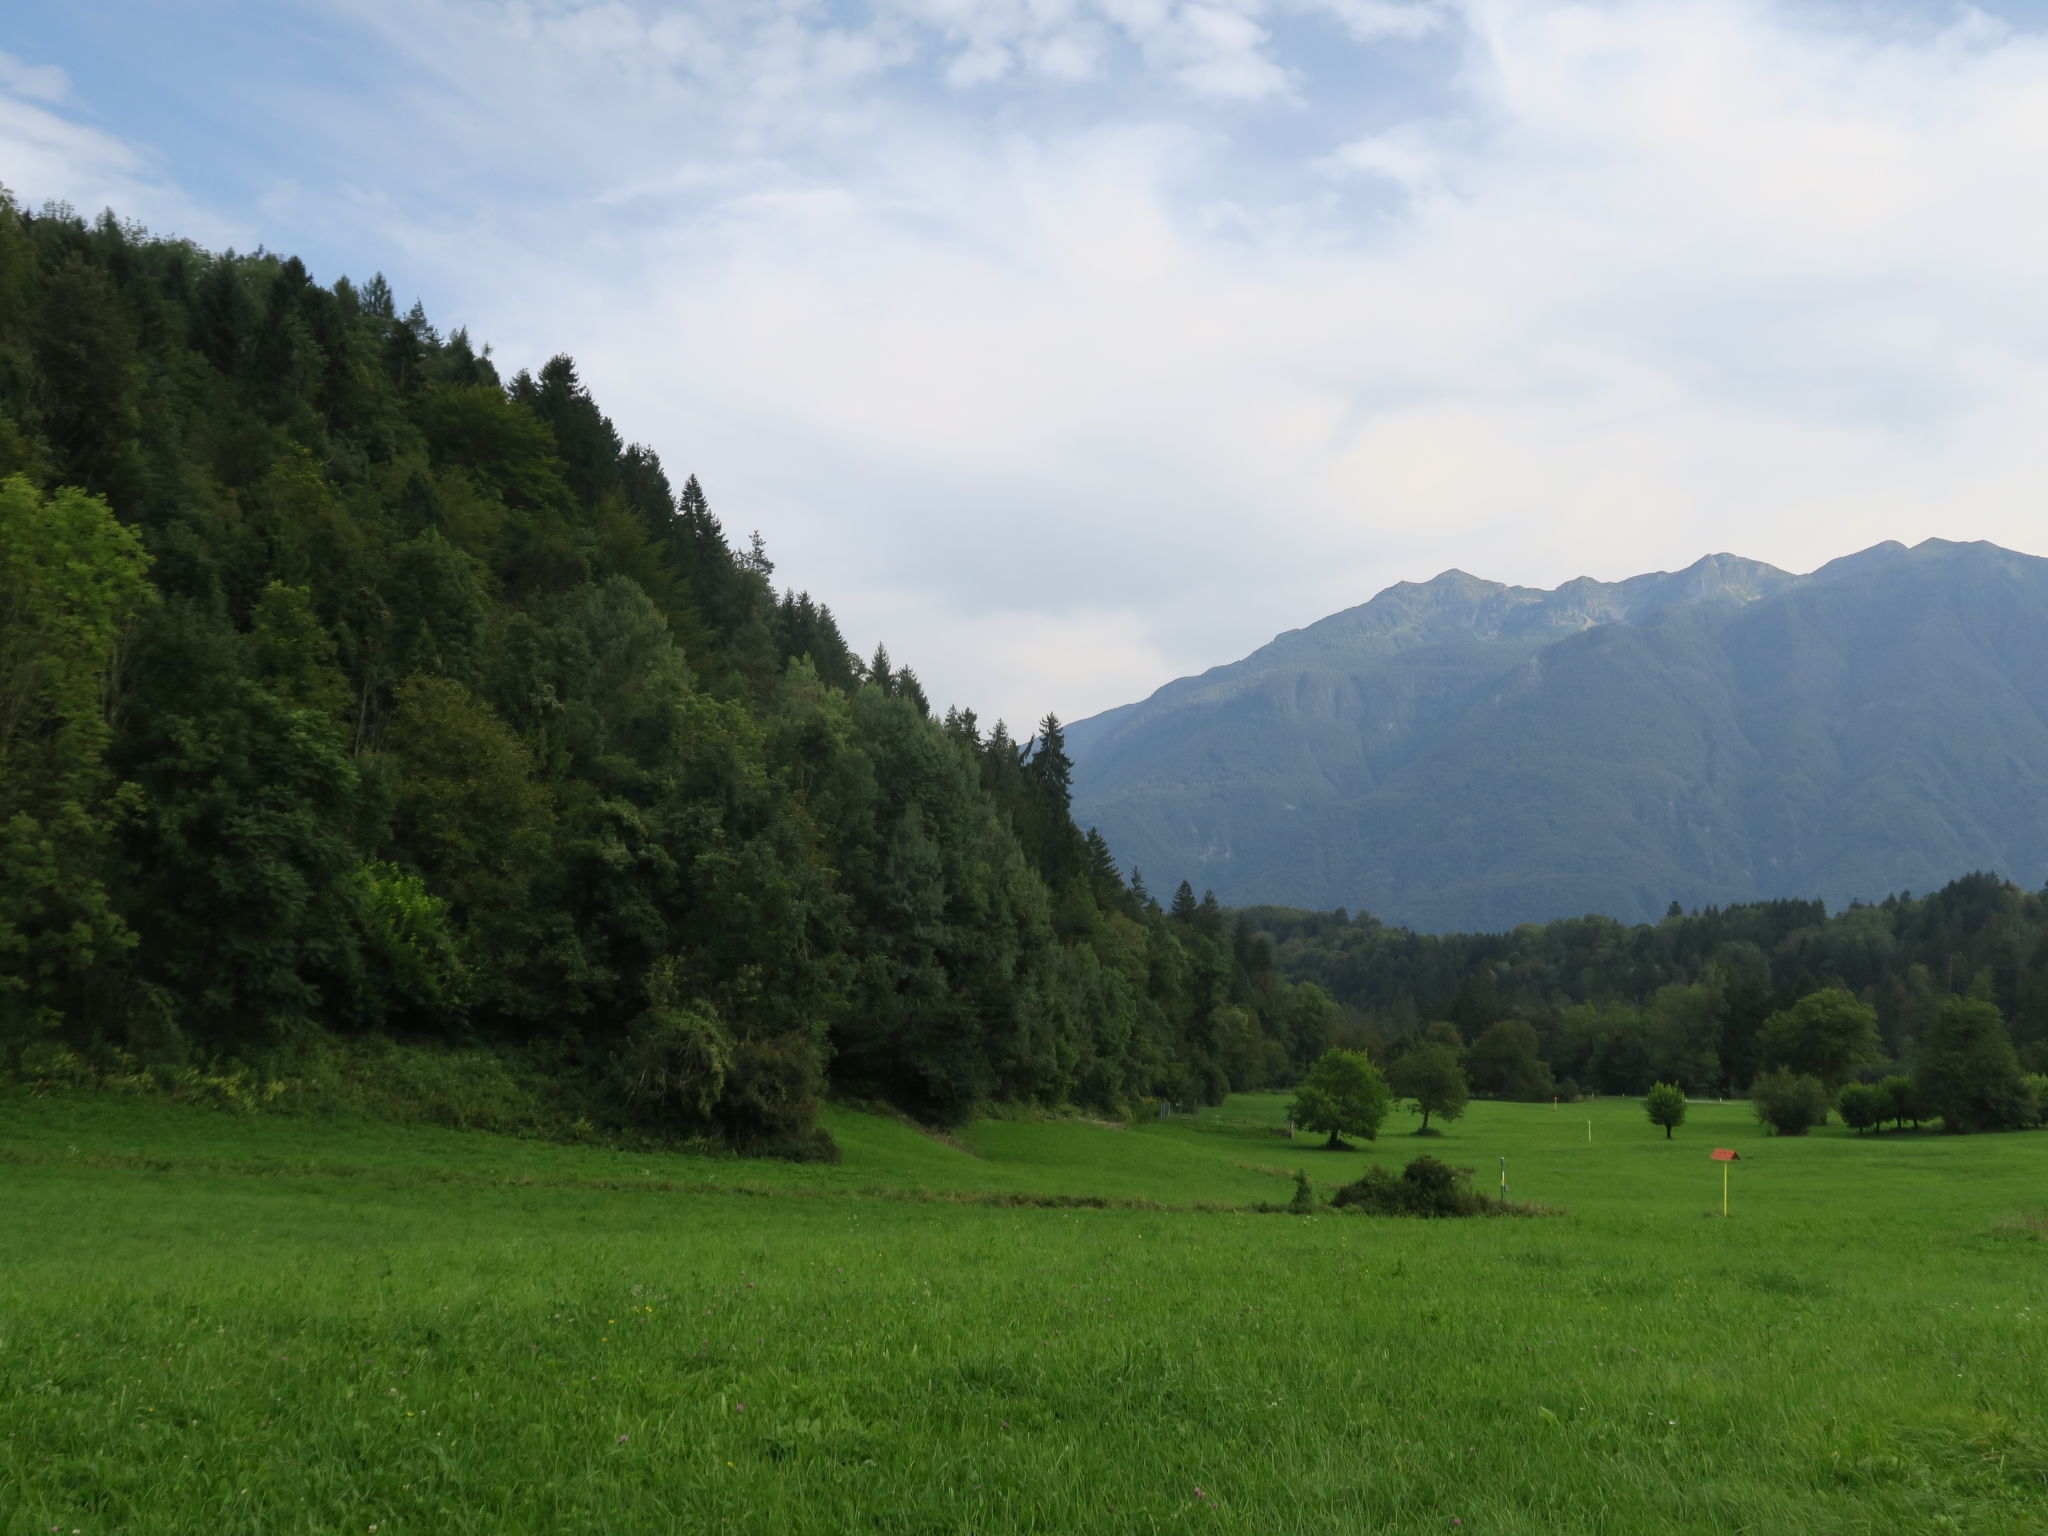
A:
[1330,1155,1491,1217]
[615,1004,732,1130]
[1836,1082,1888,1135]
[1287,1170,1316,1214]
[1751,1069,1829,1135]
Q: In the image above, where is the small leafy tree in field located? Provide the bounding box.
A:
[1836,1082,1887,1135]
[1878,1074,1924,1131]
[1751,1068,1829,1136]
[1644,1081,1687,1138]
[1289,1049,1391,1149]
[1388,1043,1468,1133]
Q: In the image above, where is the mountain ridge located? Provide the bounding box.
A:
[1067,538,2048,931]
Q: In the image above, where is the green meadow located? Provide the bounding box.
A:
[2,1093,2043,1535]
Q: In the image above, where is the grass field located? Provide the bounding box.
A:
[3,1091,2044,1534]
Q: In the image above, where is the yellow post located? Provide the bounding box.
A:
[1722,1160,1729,1217]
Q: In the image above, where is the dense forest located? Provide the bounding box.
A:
[0,195,1338,1152]
[1248,872,2048,1099]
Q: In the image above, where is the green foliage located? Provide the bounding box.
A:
[1329,1155,1495,1217]
[616,1004,733,1131]
[1256,876,2048,1110]
[1467,1018,1554,1099]
[0,476,154,1056]
[1751,1069,1830,1136]
[1286,1168,1315,1214]
[1643,1081,1687,1138]
[2022,1075,2048,1128]
[1288,1048,1390,1148]
[1387,1042,1469,1132]
[1836,1082,1888,1135]
[0,202,1318,1145]
[1878,1074,1925,1131]
[1757,988,1883,1090]
[1916,997,2033,1133]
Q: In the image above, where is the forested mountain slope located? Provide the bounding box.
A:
[0,197,1336,1148]
[1068,542,2048,930]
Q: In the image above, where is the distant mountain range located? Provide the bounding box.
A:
[1066,539,2048,931]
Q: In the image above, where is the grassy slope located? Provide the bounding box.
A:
[2,1094,2043,1534]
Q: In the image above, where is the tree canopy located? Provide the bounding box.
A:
[1387,1043,1468,1133]
[1288,1049,1391,1149]
[0,197,1340,1146]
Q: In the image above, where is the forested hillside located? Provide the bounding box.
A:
[0,196,1335,1150]
[1068,543,2048,930]
[1249,870,2048,1098]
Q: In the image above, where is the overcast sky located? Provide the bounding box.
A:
[9,0,2048,732]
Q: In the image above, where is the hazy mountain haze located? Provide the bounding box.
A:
[1067,538,2048,931]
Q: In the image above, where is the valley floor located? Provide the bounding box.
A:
[2,1093,2043,1534]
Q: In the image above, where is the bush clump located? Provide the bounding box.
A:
[1331,1155,1493,1217]
[1751,1068,1830,1135]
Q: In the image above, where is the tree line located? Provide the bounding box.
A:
[0,195,1339,1151]
[1249,876,2048,1133]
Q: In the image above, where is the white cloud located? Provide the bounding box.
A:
[1301,0,1446,41]
[0,49,72,103]
[516,0,2048,727]
[0,72,233,245]
[12,1,2048,734]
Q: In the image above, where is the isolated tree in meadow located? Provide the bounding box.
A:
[1289,1048,1391,1149]
[1388,1043,1468,1133]
[1836,1082,1887,1135]
[1750,1068,1830,1136]
[1644,1081,1687,1138]
[1916,997,2033,1133]
[1756,988,1882,1090]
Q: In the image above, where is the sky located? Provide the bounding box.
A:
[8,0,2048,733]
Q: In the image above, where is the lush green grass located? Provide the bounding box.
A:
[3,1092,2045,1534]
